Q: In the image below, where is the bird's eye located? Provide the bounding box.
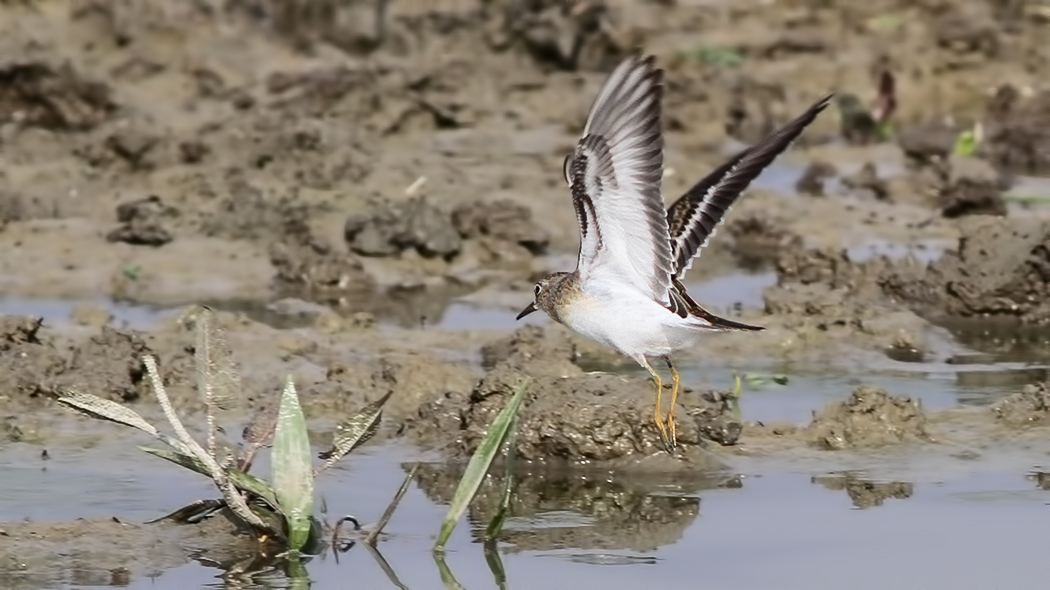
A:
[534,284,542,296]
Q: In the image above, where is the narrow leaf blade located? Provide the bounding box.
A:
[272,376,314,551]
[317,391,392,472]
[434,380,527,551]
[140,446,279,508]
[57,390,159,436]
[484,417,517,542]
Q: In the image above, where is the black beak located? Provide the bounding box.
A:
[516,302,537,321]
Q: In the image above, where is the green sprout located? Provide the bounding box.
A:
[434,379,527,552]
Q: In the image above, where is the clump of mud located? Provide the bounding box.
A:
[270,212,377,302]
[991,380,1050,427]
[0,316,153,407]
[766,214,1050,360]
[764,246,931,355]
[0,61,116,130]
[0,512,260,589]
[487,0,626,72]
[106,195,175,247]
[345,195,463,259]
[807,385,931,450]
[884,216,1050,323]
[724,210,803,268]
[344,195,550,265]
[405,325,739,467]
[981,84,1050,176]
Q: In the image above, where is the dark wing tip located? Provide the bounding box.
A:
[665,91,834,275]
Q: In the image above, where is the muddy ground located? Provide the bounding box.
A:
[4,0,1050,585]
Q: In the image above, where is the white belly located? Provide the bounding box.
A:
[558,284,709,361]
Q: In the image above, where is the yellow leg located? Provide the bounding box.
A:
[641,358,674,454]
[664,357,681,451]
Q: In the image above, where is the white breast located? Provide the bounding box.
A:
[559,282,712,362]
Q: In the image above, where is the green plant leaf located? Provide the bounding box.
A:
[139,446,279,508]
[273,376,314,552]
[875,120,895,142]
[1003,191,1050,205]
[434,380,528,552]
[688,45,744,68]
[317,390,392,474]
[953,129,978,157]
[483,418,517,543]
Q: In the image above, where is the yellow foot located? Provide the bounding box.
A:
[655,414,677,454]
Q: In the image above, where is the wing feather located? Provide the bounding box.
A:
[567,54,673,304]
[666,94,833,278]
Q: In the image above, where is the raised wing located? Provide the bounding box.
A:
[566,54,674,304]
[666,94,833,278]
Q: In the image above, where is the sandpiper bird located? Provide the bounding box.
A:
[515,54,831,452]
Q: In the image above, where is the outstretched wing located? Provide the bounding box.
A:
[566,54,674,304]
[666,94,833,278]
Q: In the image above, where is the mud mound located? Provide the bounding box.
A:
[344,195,462,259]
[488,0,626,72]
[0,512,259,590]
[0,62,115,131]
[981,84,1050,176]
[884,216,1050,323]
[270,213,377,303]
[807,385,931,450]
[724,210,803,268]
[764,246,931,355]
[406,326,741,466]
[991,381,1050,427]
[302,351,477,425]
[451,199,550,256]
[106,195,175,247]
[0,317,154,409]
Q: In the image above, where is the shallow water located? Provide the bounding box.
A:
[6,433,1050,589]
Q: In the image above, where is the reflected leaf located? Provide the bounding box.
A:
[484,541,508,590]
[566,554,660,566]
[433,550,466,590]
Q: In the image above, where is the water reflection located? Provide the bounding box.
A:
[411,462,740,552]
[812,472,914,509]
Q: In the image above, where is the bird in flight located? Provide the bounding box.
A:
[516,54,831,452]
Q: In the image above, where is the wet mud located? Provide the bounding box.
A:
[4,0,1050,586]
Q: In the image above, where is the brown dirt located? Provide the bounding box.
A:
[404,325,740,468]
[807,385,932,450]
[5,0,1050,583]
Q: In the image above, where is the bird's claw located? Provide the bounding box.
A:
[656,416,677,454]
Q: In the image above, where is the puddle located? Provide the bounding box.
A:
[5,436,1050,589]
[0,297,175,329]
[846,238,950,264]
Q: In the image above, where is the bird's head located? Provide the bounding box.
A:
[516,272,572,321]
